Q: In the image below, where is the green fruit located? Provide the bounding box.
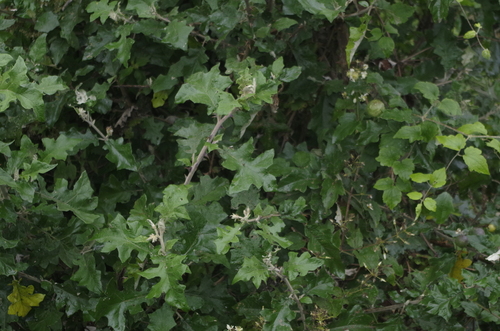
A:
[488,224,496,232]
[367,99,385,117]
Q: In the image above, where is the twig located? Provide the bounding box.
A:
[364,295,424,314]
[18,272,42,283]
[417,115,500,139]
[420,233,437,257]
[184,108,238,185]
[282,276,308,330]
[61,0,73,11]
[76,108,108,141]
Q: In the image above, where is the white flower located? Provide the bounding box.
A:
[486,249,500,262]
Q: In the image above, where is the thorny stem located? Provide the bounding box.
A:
[184,108,239,185]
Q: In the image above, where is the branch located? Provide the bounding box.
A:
[184,108,238,185]
[364,295,424,314]
[76,108,108,141]
[18,272,42,283]
[282,275,308,330]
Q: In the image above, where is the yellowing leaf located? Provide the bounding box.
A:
[7,280,45,317]
[449,252,472,282]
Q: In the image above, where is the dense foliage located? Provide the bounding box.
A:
[2,0,500,330]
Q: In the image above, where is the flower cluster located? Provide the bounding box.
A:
[346,63,368,82]
[343,62,369,104]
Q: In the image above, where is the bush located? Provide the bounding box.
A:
[2,0,500,330]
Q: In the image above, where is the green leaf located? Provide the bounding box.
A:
[0,57,44,113]
[152,90,168,108]
[376,134,409,167]
[45,172,100,224]
[0,255,23,276]
[29,34,47,62]
[173,119,214,166]
[106,35,135,67]
[463,146,490,175]
[92,213,150,262]
[374,177,394,190]
[104,138,138,171]
[430,167,447,188]
[392,158,415,180]
[272,18,298,31]
[394,125,423,142]
[321,176,344,209]
[163,20,194,51]
[20,160,57,181]
[415,203,422,219]
[214,225,241,254]
[141,117,164,145]
[332,113,359,143]
[191,176,229,205]
[380,108,413,122]
[306,226,344,278]
[346,228,363,249]
[40,134,81,162]
[138,255,189,308]
[458,122,487,135]
[414,82,439,101]
[86,0,118,23]
[0,54,14,66]
[152,74,178,93]
[70,254,102,293]
[436,134,466,151]
[354,246,380,270]
[256,218,293,248]
[434,192,454,224]
[0,167,18,188]
[407,191,423,200]
[461,301,482,319]
[233,256,270,288]
[423,197,437,212]
[410,172,432,183]
[147,305,176,331]
[297,0,343,22]
[383,187,402,210]
[34,11,60,32]
[0,19,15,31]
[54,283,98,317]
[428,0,453,22]
[126,0,156,18]
[386,3,415,24]
[378,36,395,58]
[346,23,367,67]
[155,185,190,220]
[37,76,67,95]
[487,139,500,153]
[175,65,236,115]
[261,301,295,331]
[220,138,276,195]
[437,98,461,116]
[283,252,323,281]
[95,282,148,331]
